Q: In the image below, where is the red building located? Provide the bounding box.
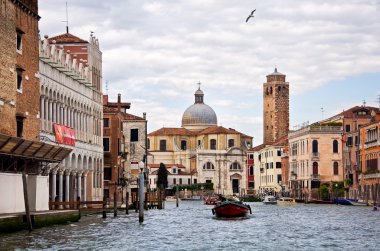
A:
[246,150,255,195]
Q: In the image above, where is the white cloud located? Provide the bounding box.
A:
[39,0,380,144]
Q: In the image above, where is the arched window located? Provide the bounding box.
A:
[230,162,241,170]
[160,140,166,151]
[181,140,187,150]
[333,140,338,153]
[210,139,216,150]
[333,162,339,175]
[313,162,318,175]
[312,140,318,153]
[228,139,234,148]
[278,86,281,92]
[203,162,215,170]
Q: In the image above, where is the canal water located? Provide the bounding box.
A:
[1,201,379,251]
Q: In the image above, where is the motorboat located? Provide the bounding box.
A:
[212,201,252,218]
[263,195,277,205]
[165,196,181,202]
[204,196,220,205]
[278,197,296,205]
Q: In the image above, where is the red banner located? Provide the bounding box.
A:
[54,124,75,146]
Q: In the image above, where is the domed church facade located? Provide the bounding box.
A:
[148,85,253,195]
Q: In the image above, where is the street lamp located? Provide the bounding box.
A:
[138,161,145,223]
[335,183,338,200]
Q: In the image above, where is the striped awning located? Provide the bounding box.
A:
[0,134,72,162]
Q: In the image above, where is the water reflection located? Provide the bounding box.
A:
[1,201,379,251]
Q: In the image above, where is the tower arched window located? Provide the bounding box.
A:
[333,162,339,175]
[270,87,273,94]
[230,162,241,170]
[210,139,216,150]
[203,162,215,170]
[333,140,338,153]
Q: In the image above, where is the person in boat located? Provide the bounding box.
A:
[218,194,226,202]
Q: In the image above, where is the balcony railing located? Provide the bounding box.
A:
[310,174,320,180]
[311,152,319,160]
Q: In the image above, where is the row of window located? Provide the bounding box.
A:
[290,139,339,156]
[202,162,242,170]
[149,138,236,151]
[291,161,340,176]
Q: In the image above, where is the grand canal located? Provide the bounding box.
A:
[1,201,379,251]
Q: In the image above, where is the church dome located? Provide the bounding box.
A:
[181,85,217,130]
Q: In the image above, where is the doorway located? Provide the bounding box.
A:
[232,179,239,194]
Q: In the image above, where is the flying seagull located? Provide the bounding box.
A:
[246,9,256,23]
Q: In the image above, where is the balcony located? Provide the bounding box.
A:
[364,139,379,149]
[310,174,320,180]
[311,152,319,160]
[290,171,297,180]
[260,168,264,173]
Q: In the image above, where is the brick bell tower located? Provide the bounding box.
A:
[263,68,289,144]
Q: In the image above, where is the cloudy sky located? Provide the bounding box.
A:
[39,0,380,145]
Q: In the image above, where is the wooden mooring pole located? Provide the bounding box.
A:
[126,191,129,215]
[176,185,179,207]
[114,190,117,217]
[102,197,107,219]
[22,171,33,232]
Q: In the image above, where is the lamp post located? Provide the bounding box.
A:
[138,161,145,223]
[335,183,338,200]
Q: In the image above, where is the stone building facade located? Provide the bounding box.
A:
[253,136,287,197]
[39,33,104,203]
[288,125,343,200]
[263,68,289,144]
[122,111,147,191]
[148,87,252,195]
[358,117,380,204]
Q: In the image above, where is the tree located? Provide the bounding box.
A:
[157,163,168,189]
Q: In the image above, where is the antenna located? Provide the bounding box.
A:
[61,1,69,33]
[197,81,201,89]
[321,107,324,120]
[362,99,366,107]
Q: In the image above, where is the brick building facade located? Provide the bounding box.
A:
[0,0,40,139]
[263,68,289,144]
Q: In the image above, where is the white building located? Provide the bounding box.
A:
[253,137,287,197]
[148,86,252,195]
[39,33,103,204]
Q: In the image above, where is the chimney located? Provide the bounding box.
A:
[143,112,146,120]
[117,93,122,112]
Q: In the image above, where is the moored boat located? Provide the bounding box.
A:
[165,196,181,202]
[278,197,296,205]
[263,195,277,205]
[212,201,252,218]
